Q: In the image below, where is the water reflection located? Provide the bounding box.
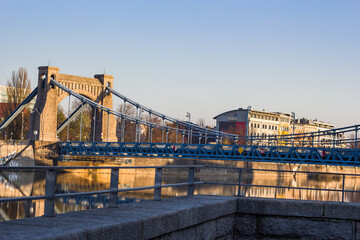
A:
[2,156,360,221]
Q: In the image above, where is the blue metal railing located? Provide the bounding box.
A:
[59,142,360,166]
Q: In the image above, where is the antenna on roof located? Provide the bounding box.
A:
[48,60,50,66]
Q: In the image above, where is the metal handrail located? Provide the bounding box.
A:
[0,165,359,218]
[0,165,202,217]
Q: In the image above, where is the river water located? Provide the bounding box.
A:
[1,154,360,222]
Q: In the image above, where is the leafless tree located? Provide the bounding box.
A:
[117,103,137,142]
[3,68,31,140]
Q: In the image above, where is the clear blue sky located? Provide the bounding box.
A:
[0,0,359,127]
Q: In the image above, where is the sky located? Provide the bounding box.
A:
[0,0,359,127]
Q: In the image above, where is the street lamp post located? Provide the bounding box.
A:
[291,112,295,147]
[32,108,41,141]
[245,106,251,145]
[186,112,191,144]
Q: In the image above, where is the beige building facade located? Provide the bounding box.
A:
[214,108,342,146]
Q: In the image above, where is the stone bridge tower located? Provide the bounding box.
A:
[28,66,117,142]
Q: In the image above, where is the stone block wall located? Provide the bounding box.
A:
[235,197,360,239]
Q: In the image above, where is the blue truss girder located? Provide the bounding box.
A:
[60,142,360,167]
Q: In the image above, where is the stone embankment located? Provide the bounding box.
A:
[1,195,360,239]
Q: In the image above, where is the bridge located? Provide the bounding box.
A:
[1,66,360,166]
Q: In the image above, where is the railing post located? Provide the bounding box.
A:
[107,111,110,142]
[237,169,242,196]
[93,108,97,142]
[176,124,179,143]
[342,174,345,202]
[355,126,358,150]
[162,118,165,143]
[24,200,32,218]
[67,94,71,142]
[311,133,314,148]
[355,126,358,162]
[154,167,163,200]
[79,105,83,141]
[187,167,194,196]
[135,121,138,142]
[109,168,119,207]
[44,169,57,217]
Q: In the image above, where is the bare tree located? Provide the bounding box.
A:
[117,103,137,142]
[3,68,31,140]
[57,100,93,141]
[57,105,67,141]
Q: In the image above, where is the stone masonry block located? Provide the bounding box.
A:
[195,197,237,223]
[258,217,353,239]
[215,216,235,238]
[87,221,142,240]
[142,212,180,239]
[356,221,360,240]
[216,236,232,240]
[155,227,196,240]
[238,197,324,218]
[196,219,217,240]
[325,202,360,220]
[234,214,257,236]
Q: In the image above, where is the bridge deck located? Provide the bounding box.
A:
[60,141,360,167]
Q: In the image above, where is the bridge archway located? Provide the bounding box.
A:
[28,66,117,142]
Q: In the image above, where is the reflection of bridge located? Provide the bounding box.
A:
[1,66,360,166]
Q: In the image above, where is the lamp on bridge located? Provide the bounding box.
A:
[291,112,295,147]
[186,112,191,144]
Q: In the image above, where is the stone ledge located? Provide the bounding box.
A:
[3,196,360,240]
[258,216,353,239]
[237,197,324,218]
[324,201,360,220]
[0,195,237,240]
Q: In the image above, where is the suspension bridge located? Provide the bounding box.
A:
[1,66,360,166]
